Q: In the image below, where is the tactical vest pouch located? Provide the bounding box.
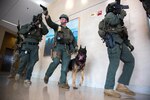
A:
[56,26,73,44]
[56,31,64,42]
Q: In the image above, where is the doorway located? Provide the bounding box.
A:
[0,32,16,72]
[1,48,14,72]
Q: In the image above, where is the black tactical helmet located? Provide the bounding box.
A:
[59,14,69,22]
[106,2,121,14]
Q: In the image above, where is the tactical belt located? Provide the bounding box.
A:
[57,42,70,45]
[57,42,72,55]
[115,42,121,45]
[23,42,38,45]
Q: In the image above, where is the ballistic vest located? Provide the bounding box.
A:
[55,25,74,44]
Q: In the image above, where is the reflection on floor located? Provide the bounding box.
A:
[0,74,150,100]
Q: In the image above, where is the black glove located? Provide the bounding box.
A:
[128,44,134,51]
[40,4,48,15]
[43,10,48,16]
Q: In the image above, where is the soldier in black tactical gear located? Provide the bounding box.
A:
[98,1,135,98]
[42,7,78,89]
[15,14,48,85]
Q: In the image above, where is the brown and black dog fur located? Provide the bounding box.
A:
[68,46,87,89]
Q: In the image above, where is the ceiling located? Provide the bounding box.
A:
[0,0,55,33]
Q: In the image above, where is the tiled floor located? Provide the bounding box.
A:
[0,74,150,100]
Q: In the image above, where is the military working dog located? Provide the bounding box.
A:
[68,46,87,89]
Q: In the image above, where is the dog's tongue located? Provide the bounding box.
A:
[79,55,84,60]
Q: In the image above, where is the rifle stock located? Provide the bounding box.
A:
[40,4,47,11]
[115,0,129,9]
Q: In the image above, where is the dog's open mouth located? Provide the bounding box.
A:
[78,54,85,60]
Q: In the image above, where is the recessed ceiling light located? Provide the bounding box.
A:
[81,0,88,4]
[65,0,74,10]
[31,0,48,6]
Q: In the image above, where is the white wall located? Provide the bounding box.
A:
[32,0,150,94]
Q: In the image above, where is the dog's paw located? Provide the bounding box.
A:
[73,87,78,89]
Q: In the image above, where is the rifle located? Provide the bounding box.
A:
[16,20,20,38]
[17,20,20,31]
[40,4,48,15]
[115,0,129,10]
[106,0,129,14]
[16,20,23,47]
[40,4,47,11]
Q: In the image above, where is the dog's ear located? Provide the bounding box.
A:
[84,46,86,49]
[80,45,82,49]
